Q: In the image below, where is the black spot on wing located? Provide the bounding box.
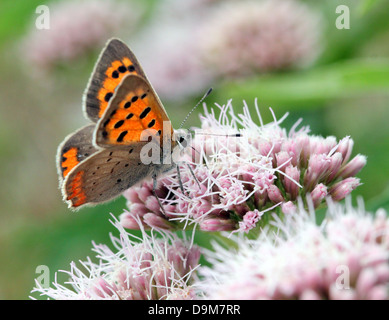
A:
[114,120,125,129]
[105,92,113,102]
[148,119,156,128]
[139,107,151,119]
[117,131,128,142]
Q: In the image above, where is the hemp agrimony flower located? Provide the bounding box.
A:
[31,216,200,300]
[199,0,322,76]
[22,0,140,71]
[121,100,366,233]
[198,199,389,300]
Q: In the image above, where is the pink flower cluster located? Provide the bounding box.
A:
[22,0,140,71]
[199,199,389,300]
[199,0,322,76]
[130,0,322,101]
[120,101,366,233]
[32,216,200,300]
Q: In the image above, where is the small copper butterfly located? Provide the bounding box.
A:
[57,38,188,209]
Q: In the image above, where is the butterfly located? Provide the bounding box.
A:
[57,38,190,210]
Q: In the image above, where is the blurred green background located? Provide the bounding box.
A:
[0,0,388,299]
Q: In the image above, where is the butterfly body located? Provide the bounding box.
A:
[57,39,181,209]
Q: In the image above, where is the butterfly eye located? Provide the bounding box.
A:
[179,136,188,148]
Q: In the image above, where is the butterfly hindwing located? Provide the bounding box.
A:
[57,124,99,181]
[83,38,149,123]
[95,74,172,148]
[62,144,153,209]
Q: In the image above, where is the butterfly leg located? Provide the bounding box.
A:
[152,174,168,216]
[176,164,187,197]
[177,163,198,199]
[186,163,201,189]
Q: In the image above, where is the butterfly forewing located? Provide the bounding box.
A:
[57,124,99,181]
[95,74,172,148]
[84,38,149,123]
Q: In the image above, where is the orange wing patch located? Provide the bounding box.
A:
[97,57,139,118]
[101,90,166,145]
[61,147,79,178]
[66,171,87,207]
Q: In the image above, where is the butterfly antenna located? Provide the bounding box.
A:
[195,132,242,137]
[179,88,213,129]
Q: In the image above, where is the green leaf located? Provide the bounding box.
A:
[366,183,389,212]
[212,59,389,110]
[0,0,52,46]
[358,0,384,14]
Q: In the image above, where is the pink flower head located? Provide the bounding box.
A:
[22,0,141,71]
[236,209,264,233]
[198,0,322,77]
[31,215,200,300]
[199,199,389,300]
[310,183,328,208]
[329,177,361,202]
[121,100,365,233]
